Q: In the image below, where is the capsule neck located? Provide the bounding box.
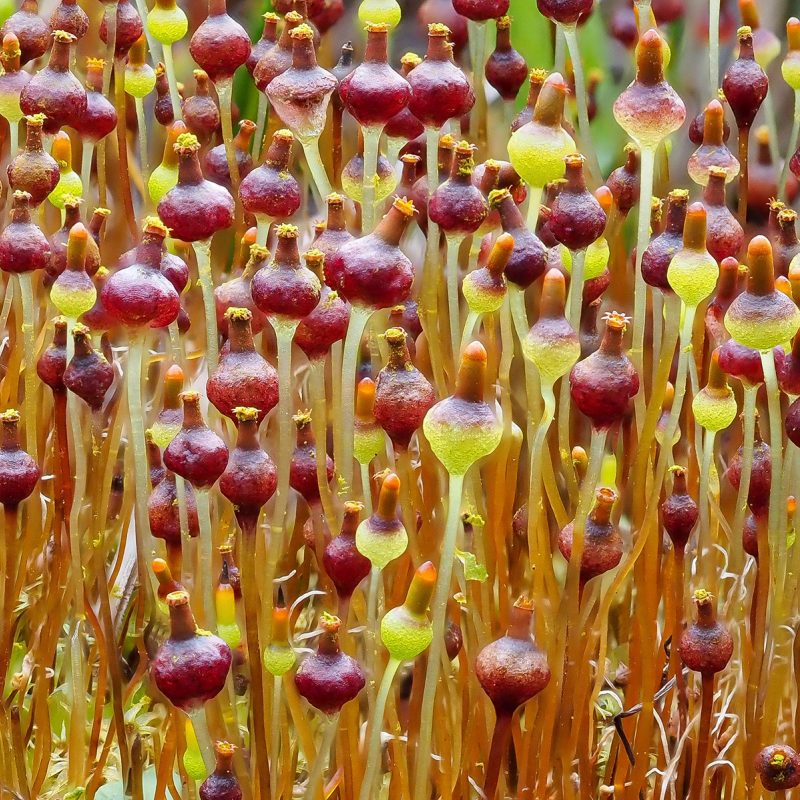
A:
[48,37,73,73]
[228,315,255,353]
[168,598,198,639]
[177,148,204,186]
[291,36,317,70]
[635,33,665,86]
[703,105,725,147]
[264,133,293,170]
[533,80,566,128]
[364,28,389,63]
[665,194,688,235]
[600,324,625,357]
[181,395,205,429]
[703,172,726,206]
[455,354,486,403]
[208,0,227,17]
[235,417,261,449]
[0,417,21,450]
[426,33,451,62]
[275,233,301,269]
[25,121,44,153]
[507,602,533,640]
[375,204,412,247]
[385,330,412,369]
[747,249,775,296]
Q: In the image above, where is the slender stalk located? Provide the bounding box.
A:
[361,125,382,233]
[188,708,216,774]
[737,126,751,225]
[308,360,336,523]
[16,272,38,459]
[366,565,381,702]
[253,93,269,162]
[126,333,154,609]
[134,98,150,199]
[468,20,487,146]
[161,43,182,121]
[80,143,94,208]
[67,619,87,785]
[114,56,138,239]
[192,238,219,375]
[303,713,340,800]
[102,3,118,95]
[339,305,372,493]
[730,385,757,577]
[270,676,282,800]
[195,490,216,630]
[561,25,601,181]
[271,322,298,537]
[360,462,373,516]
[708,0,721,98]
[412,472,465,800]
[256,214,272,247]
[631,145,656,435]
[300,136,333,199]
[525,185,544,233]
[359,657,401,800]
[762,92,781,167]
[689,674,714,800]
[554,25,566,74]
[239,514,271,799]
[8,121,17,165]
[215,78,241,202]
[780,89,800,200]
[697,428,716,588]
[420,125,447,395]
[445,234,464,363]
[460,309,479,354]
[483,712,513,800]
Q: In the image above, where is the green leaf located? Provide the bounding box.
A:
[455,549,488,582]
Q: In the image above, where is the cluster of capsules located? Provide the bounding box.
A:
[9,0,800,798]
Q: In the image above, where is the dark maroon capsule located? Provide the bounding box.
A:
[406,24,474,130]
[338,23,411,129]
[99,0,143,57]
[725,424,771,512]
[0,191,49,275]
[63,324,113,411]
[164,391,229,490]
[294,249,350,362]
[214,240,268,336]
[246,12,278,76]
[705,257,741,349]
[204,119,255,191]
[182,70,220,144]
[239,128,301,223]
[8,116,59,207]
[207,307,279,424]
[642,189,688,293]
[0,410,39,507]
[537,0,592,25]
[323,501,371,608]
[189,0,251,84]
[678,591,733,676]
[1,0,49,66]
[717,337,764,386]
[570,311,640,429]
[219,407,277,511]
[253,10,302,92]
[374,327,436,450]
[148,469,201,545]
[755,746,800,792]
[485,16,527,102]
[702,166,744,264]
[606,144,639,216]
[199,742,242,800]
[50,0,88,41]
[289,412,333,505]
[661,466,698,551]
[722,26,768,131]
[37,317,67,393]
[548,153,606,252]
[151,590,232,712]
[294,613,365,715]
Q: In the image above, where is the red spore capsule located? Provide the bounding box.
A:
[549,153,606,251]
[558,487,622,586]
[294,613,365,715]
[251,225,321,321]
[148,469,201,546]
[339,23,411,128]
[151,590,232,712]
[239,128,301,222]
[755,746,800,792]
[570,311,640,429]
[0,191,49,275]
[246,12,278,76]
[1,0,49,66]
[102,218,181,329]
[606,144,640,216]
[205,119,255,190]
[294,250,350,362]
[37,317,67,393]
[199,742,242,800]
[158,133,235,243]
[164,391,229,489]
[0,410,39,506]
[63,324,113,411]
[99,0,143,56]
[189,0,251,84]
[207,307,279,424]
[661,466,698,552]
[678,591,733,675]
[485,17,527,102]
[374,327,436,450]
[429,140,488,236]
[406,24,475,130]
[334,197,415,309]
[323,501,371,613]
[182,70,220,145]
[219,407,277,511]
[8,115,59,207]
[215,241,269,336]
